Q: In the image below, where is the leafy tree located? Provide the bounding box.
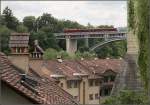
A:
[102,90,148,105]
[0,15,6,26]
[58,50,70,59]
[0,25,11,54]
[43,48,58,60]
[95,40,126,59]
[23,16,36,32]
[87,22,94,28]
[135,0,150,94]
[128,0,150,95]
[2,6,19,30]
[29,27,59,52]
[97,25,114,28]
[36,13,57,31]
[78,46,89,53]
[16,24,28,32]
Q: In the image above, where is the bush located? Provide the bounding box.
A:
[43,48,58,60]
[43,49,72,60]
[75,51,97,59]
[58,50,71,59]
[102,90,149,105]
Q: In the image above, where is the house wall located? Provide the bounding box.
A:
[58,77,101,104]
[88,85,100,104]
[1,82,34,105]
[8,54,29,74]
[59,78,80,101]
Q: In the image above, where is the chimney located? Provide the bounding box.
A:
[8,33,30,74]
[81,57,84,60]
[34,40,38,46]
[57,55,63,63]
[31,40,44,59]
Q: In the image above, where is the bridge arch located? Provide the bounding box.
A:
[89,38,126,51]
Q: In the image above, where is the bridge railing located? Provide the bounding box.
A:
[55,32,127,39]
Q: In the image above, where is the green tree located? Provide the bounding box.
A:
[2,6,19,30]
[135,0,150,95]
[23,16,36,32]
[102,90,148,105]
[128,0,150,95]
[0,25,11,54]
[16,24,28,32]
[29,27,59,51]
[97,25,114,28]
[0,15,6,26]
[36,13,57,31]
[43,48,58,60]
[87,22,94,28]
[58,50,70,59]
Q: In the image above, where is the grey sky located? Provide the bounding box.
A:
[1,1,127,27]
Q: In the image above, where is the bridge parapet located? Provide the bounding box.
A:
[54,32,127,39]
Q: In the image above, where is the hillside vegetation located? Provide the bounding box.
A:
[0,6,126,58]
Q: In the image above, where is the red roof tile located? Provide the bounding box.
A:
[0,52,79,105]
[29,59,124,80]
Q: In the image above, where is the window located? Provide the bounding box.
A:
[110,75,115,82]
[74,81,78,88]
[95,80,99,86]
[103,88,112,96]
[74,96,79,101]
[67,80,78,88]
[67,81,72,88]
[100,90,103,96]
[95,93,99,99]
[89,94,93,100]
[89,80,94,86]
[100,88,112,97]
[60,83,63,88]
[104,76,109,82]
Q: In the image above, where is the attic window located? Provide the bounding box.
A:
[20,74,38,93]
[20,74,38,87]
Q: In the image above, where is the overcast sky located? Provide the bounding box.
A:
[1,1,127,27]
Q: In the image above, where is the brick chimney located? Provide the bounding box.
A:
[30,40,44,59]
[8,33,30,74]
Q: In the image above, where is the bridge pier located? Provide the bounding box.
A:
[66,38,77,54]
[85,38,89,48]
[104,34,109,41]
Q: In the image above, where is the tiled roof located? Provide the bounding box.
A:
[9,33,29,47]
[43,60,90,78]
[29,59,124,80]
[29,60,45,76]
[78,59,123,74]
[0,52,79,105]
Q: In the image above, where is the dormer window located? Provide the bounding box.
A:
[60,83,63,88]
[67,80,79,88]
[20,74,39,94]
[89,80,94,86]
[89,79,100,87]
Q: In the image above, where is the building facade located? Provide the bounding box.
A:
[6,32,124,105]
[29,58,124,104]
